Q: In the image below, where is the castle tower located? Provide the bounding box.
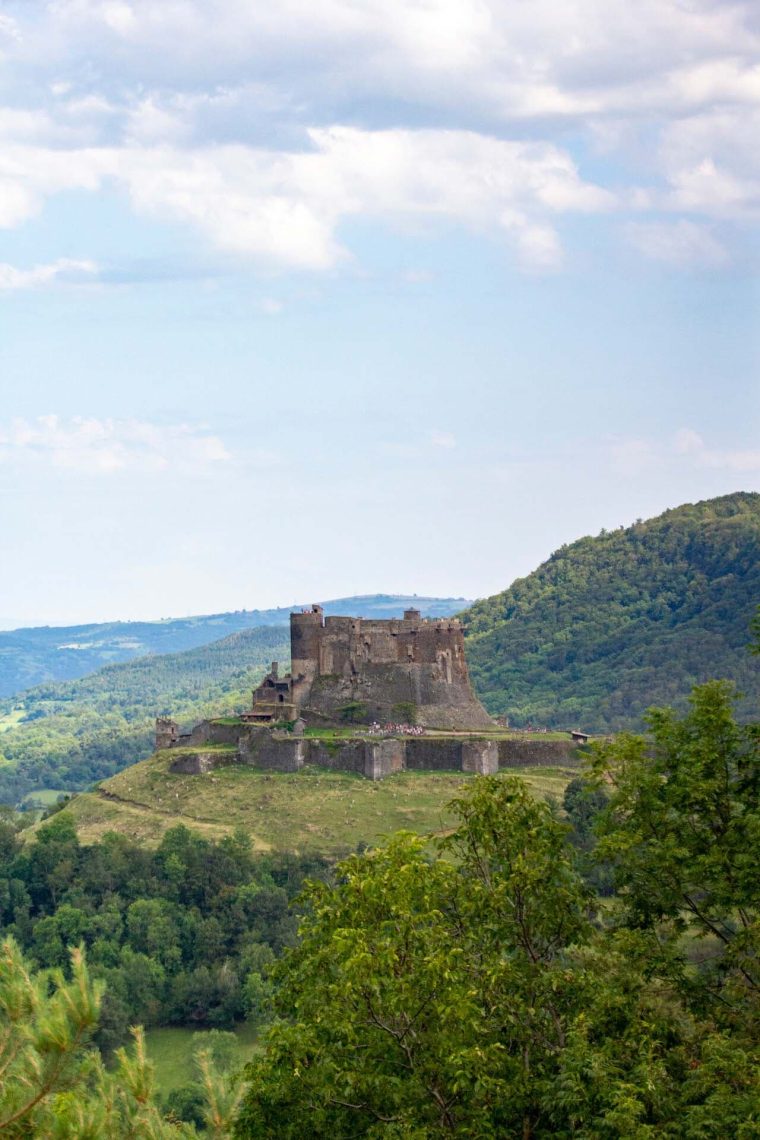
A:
[155,717,179,750]
[289,606,493,731]
[290,605,324,705]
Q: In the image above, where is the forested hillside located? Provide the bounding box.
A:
[0,594,468,698]
[463,492,760,731]
[0,626,288,805]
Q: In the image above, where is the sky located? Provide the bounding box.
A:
[1,0,759,627]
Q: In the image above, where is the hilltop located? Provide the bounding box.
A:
[0,597,470,806]
[0,594,469,699]
[462,492,760,731]
[50,755,578,855]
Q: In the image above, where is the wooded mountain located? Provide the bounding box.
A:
[462,492,760,731]
[0,595,468,699]
[0,626,289,805]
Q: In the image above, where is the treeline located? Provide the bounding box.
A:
[463,491,760,730]
[0,626,289,804]
[0,813,329,1057]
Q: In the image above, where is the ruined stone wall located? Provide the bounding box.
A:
[498,739,582,767]
[165,729,576,784]
[404,738,464,771]
[237,729,306,773]
[169,749,236,775]
[306,739,367,775]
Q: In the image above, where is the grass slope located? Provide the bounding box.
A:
[0,594,468,698]
[145,1024,260,1094]
[56,758,578,855]
[463,492,760,731]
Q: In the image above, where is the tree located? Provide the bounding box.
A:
[591,680,759,1024]
[0,935,225,1137]
[236,775,760,1137]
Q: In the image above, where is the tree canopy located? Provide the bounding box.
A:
[462,491,760,731]
[236,698,760,1137]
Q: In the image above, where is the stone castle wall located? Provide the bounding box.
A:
[165,722,573,781]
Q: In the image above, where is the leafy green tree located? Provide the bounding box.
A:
[235,774,760,1138]
[751,604,760,655]
[591,680,759,1024]
[0,934,240,1137]
[0,937,102,1134]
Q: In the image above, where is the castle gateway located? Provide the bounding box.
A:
[247,605,494,731]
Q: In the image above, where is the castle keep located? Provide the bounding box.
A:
[247,605,493,730]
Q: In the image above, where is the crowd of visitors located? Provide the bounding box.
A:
[364,722,426,736]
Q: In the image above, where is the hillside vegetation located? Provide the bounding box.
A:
[0,627,289,805]
[0,594,468,698]
[55,758,577,853]
[463,492,760,731]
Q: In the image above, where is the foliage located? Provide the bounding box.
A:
[462,491,760,731]
[236,750,760,1137]
[751,604,760,655]
[338,700,369,724]
[0,937,198,1137]
[591,680,759,1028]
[0,818,329,1053]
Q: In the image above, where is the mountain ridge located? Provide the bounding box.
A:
[462,491,760,731]
[0,594,470,699]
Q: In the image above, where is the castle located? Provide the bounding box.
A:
[154,606,566,781]
[244,605,493,730]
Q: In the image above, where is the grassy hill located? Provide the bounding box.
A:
[462,492,760,731]
[0,594,469,699]
[52,758,578,855]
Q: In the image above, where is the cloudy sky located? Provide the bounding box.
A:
[1,0,759,625]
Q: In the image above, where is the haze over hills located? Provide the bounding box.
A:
[462,492,760,732]
[0,594,469,699]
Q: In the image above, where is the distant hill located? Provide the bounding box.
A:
[0,626,289,805]
[0,595,469,699]
[463,492,760,732]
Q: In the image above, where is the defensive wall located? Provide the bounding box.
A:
[155,606,580,781]
[162,722,581,782]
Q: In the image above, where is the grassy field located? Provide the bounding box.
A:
[21,788,68,806]
[54,754,580,854]
[144,1023,260,1093]
[0,708,25,734]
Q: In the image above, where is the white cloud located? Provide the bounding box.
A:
[257,297,283,315]
[672,429,760,473]
[608,438,656,476]
[0,258,98,291]
[0,416,231,473]
[0,128,612,270]
[430,430,457,449]
[1,0,760,271]
[625,220,728,267]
